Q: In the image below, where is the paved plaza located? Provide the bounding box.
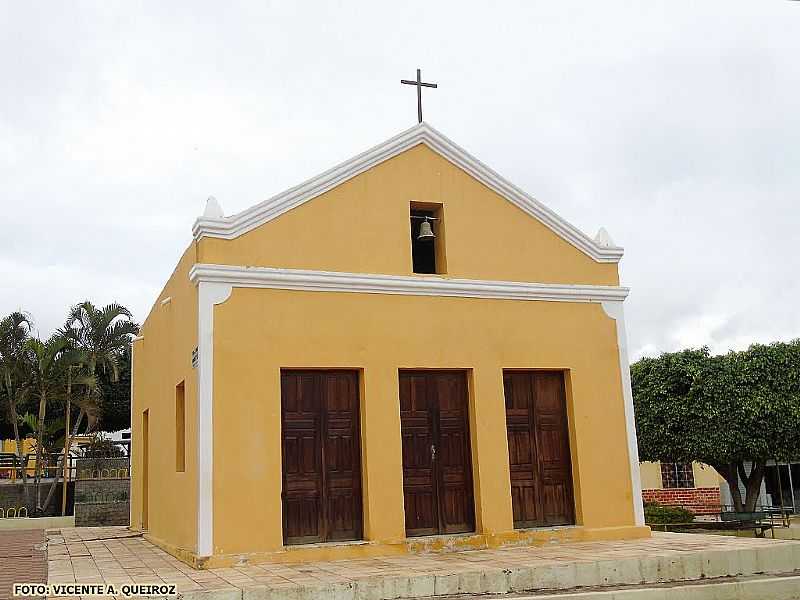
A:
[42,527,800,600]
[0,530,47,600]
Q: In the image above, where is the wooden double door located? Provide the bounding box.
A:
[399,370,475,537]
[504,371,575,528]
[281,370,362,545]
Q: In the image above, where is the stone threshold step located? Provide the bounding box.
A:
[506,573,800,600]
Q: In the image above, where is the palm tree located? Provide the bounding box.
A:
[40,358,96,515]
[39,302,138,514]
[19,334,86,511]
[0,312,33,484]
[61,301,139,432]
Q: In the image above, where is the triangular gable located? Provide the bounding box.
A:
[192,123,623,263]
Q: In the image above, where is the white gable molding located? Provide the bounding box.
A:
[189,264,629,303]
[192,123,624,263]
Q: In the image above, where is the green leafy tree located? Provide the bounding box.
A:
[0,312,34,484]
[632,341,800,512]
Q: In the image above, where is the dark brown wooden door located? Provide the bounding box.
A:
[504,371,574,528]
[281,370,362,545]
[400,371,475,537]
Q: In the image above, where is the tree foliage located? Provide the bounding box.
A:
[0,312,34,481]
[97,346,132,432]
[19,334,91,509]
[632,340,800,511]
[60,301,139,432]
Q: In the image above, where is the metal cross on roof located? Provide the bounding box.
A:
[401,68,438,124]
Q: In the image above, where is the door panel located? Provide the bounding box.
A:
[399,372,439,536]
[323,372,362,541]
[503,371,574,529]
[533,372,574,525]
[436,373,474,534]
[281,371,362,545]
[400,371,475,537]
[281,373,324,544]
[503,372,541,527]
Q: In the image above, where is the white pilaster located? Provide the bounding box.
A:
[197,281,232,557]
[602,300,645,527]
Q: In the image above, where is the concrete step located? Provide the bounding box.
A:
[508,573,800,599]
[229,572,800,600]
[225,542,800,600]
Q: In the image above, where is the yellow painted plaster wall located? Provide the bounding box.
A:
[211,289,637,555]
[130,244,199,553]
[640,462,662,489]
[694,463,723,488]
[1,439,34,454]
[0,438,35,476]
[198,144,619,286]
[640,462,722,489]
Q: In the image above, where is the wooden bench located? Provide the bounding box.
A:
[648,511,775,538]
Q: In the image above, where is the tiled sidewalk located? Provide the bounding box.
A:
[46,527,800,600]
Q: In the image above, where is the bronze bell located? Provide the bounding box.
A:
[417,218,435,241]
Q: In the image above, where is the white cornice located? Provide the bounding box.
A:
[191,123,625,263]
[189,264,629,304]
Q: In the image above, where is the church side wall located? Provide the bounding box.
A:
[130,244,199,554]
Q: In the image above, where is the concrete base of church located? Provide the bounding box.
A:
[144,525,652,569]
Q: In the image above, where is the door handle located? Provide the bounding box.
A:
[430,444,436,461]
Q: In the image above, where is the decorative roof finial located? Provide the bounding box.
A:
[594,227,615,247]
[203,196,224,218]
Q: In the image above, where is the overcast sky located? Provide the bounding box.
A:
[2,1,799,360]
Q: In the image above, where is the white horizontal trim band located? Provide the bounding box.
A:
[191,123,624,263]
[189,264,629,303]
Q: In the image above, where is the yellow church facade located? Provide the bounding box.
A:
[130,124,649,568]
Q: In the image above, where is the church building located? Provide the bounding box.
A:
[130,123,648,568]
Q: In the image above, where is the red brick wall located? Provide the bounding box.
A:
[642,487,721,515]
